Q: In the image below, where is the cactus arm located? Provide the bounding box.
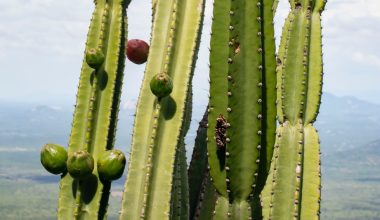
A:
[171,142,189,220]
[262,1,326,219]
[262,124,322,220]
[225,0,263,202]
[261,0,278,179]
[207,0,277,216]
[145,0,204,218]
[213,197,229,220]
[179,143,190,220]
[57,1,127,219]
[227,0,276,203]
[207,0,231,197]
[261,126,281,220]
[188,110,219,220]
[120,0,178,218]
[266,123,303,220]
[188,110,209,219]
[281,7,310,125]
[193,176,217,220]
[303,4,324,125]
[120,0,205,218]
[57,2,106,216]
[276,15,292,124]
[300,125,321,219]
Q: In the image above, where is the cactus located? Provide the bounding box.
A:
[119,0,205,219]
[261,0,326,219]
[206,0,277,218]
[40,0,130,219]
[187,110,219,220]
[40,0,328,218]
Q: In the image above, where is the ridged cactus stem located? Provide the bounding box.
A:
[207,0,277,218]
[120,0,205,219]
[279,0,326,125]
[188,110,209,219]
[262,0,326,219]
[56,0,128,219]
[207,0,230,197]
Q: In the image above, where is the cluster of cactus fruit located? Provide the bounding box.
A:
[40,0,326,219]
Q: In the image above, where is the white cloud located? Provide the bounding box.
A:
[352,51,380,68]
[0,1,92,58]
[122,99,137,110]
[0,0,379,105]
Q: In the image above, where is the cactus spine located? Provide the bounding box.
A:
[119,0,205,219]
[261,0,326,219]
[55,0,129,219]
[207,0,277,218]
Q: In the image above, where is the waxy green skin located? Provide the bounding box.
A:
[207,0,277,218]
[54,0,129,219]
[40,144,68,175]
[261,0,326,219]
[86,48,105,69]
[120,0,205,219]
[97,149,126,181]
[67,150,94,179]
[150,73,173,98]
[42,0,328,218]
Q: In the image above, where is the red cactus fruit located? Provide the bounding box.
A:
[126,39,149,64]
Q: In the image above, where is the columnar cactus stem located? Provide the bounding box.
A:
[207,0,230,197]
[120,0,205,219]
[56,0,128,219]
[40,0,328,218]
[262,0,326,219]
[207,0,277,218]
[188,110,209,219]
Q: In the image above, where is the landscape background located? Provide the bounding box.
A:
[1,0,380,219]
[1,93,380,220]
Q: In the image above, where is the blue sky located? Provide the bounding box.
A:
[0,0,379,109]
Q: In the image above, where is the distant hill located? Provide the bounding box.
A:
[0,101,135,149]
[325,139,380,173]
[315,93,380,153]
[1,93,379,155]
[322,139,380,220]
[1,94,380,220]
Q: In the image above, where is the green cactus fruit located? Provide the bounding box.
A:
[150,73,173,98]
[126,39,149,64]
[40,143,68,175]
[85,48,105,69]
[97,149,126,181]
[67,150,94,179]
